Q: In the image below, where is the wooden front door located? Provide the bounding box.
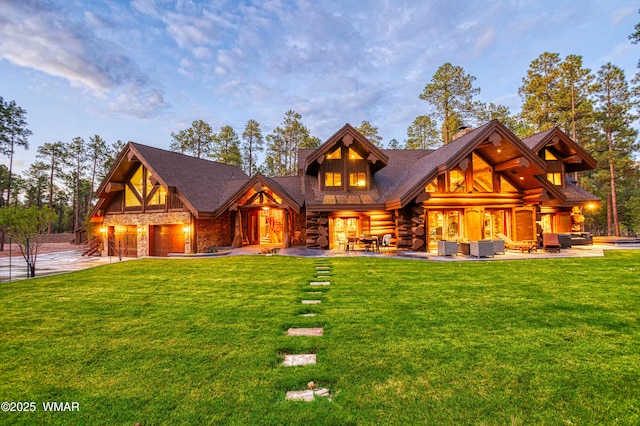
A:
[248,210,260,245]
[150,225,184,257]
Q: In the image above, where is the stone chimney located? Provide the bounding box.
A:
[452,125,473,141]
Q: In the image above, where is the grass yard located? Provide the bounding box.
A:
[1,251,639,425]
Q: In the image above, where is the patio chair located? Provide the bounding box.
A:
[380,233,393,253]
[543,233,561,253]
[495,233,537,253]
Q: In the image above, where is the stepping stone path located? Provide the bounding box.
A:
[284,261,332,401]
[282,354,317,367]
[286,327,323,336]
[285,388,331,402]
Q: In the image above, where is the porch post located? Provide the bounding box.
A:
[231,211,243,248]
[283,209,290,248]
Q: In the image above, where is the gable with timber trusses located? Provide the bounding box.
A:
[304,124,388,190]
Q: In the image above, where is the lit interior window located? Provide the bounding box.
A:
[545,149,558,160]
[448,168,465,192]
[547,172,562,185]
[147,186,167,205]
[472,153,493,192]
[425,178,438,192]
[326,147,341,160]
[349,172,366,187]
[500,176,518,192]
[348,148,363,160]
[325,172,342,187]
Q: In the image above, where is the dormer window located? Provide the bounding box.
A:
[348,148,363,160]
[326,147,342,160]
[349,172,366,187]
[325,172,342,187]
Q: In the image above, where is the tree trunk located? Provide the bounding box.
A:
[607,133,620,236]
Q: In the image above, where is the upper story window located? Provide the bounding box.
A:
[472,153,493,192]
[349,172,366,187]
[547,172,563,186]
[320,144,369,190]
[448,168,466,192]
[125,166,143,207]
[348,148,363,160]
[326,147,341,160]
[500,175,519,192]
[325,172,342,187]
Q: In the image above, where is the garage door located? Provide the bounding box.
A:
[150,225,185,257]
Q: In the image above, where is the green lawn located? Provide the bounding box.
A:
[1,251,639,425]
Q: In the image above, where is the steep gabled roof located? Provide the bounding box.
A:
[214,173,303,217]
[94,142,248,218]
[303,123,389,175]
[522,127,597,172]
[384,120,548,208]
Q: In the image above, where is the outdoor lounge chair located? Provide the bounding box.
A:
[496,233,537,253]
[543,233,561,253]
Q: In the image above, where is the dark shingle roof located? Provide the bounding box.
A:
[130,143,248,214]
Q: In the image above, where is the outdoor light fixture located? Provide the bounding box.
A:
[183,225,190,233]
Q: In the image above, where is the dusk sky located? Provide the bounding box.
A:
[1,0,638,174]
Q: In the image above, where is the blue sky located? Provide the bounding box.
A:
[1,0,638,174]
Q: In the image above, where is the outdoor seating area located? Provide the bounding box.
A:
[496,233,538,253]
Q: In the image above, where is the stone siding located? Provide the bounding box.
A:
[103,211,192,257]
[195,212,233,252]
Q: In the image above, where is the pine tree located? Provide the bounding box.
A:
[593,63,639,236]
[405,115,439,149]
[419,63,480,144]
[241,119,264,176]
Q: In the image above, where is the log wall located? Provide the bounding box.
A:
[306,211,330,249]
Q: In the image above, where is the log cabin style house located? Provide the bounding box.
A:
[90,120,599,257]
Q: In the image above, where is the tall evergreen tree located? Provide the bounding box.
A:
[241,119,264,176]
[265,110,313,176]
[36,141,66,233]
[87,135,108,213]
[405,115,440,149]
[593,63,639,236]
[355,120,383,147]
[518,52,562,134]
[213,125,242,167]
[419,63,480,144]
[65,137,87,231]
[170,120,215,158]
[0,98,31,208]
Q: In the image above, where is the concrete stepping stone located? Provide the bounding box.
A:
[299,313,316,317]
[315,266,330,270]
[310,281,330,286]
[285,388,331,401]
[286,327,323,336]
[306,291,322,294]
[282,354,317,367]
[302,299,321,304]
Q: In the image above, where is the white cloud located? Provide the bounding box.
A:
[0,0,169,118]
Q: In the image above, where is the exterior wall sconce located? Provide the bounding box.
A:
[183,225,190,234]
